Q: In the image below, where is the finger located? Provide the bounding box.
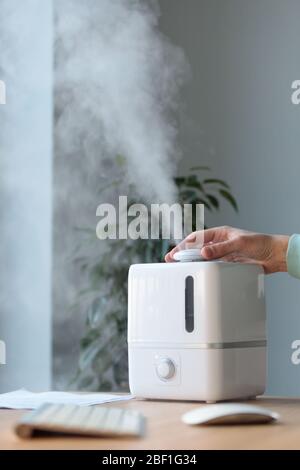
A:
[166,226,230,261]
[166,232,199,260]
[165,251,175,262]
[201,239,240,259]
[174,228,216,251]
[202,228,220,245]
[185,231,204,249]
[202,226,232,245]
[165,244,181,262]
[184,229,216,246]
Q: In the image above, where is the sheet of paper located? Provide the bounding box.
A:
[0,389,134,410]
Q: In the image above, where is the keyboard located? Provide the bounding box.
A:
[15,403,145,438]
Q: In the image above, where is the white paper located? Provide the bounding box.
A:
[0,389,134,410]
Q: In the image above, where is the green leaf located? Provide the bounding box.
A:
[76,375,97,390]
[219,189,238,211]
[80,328,100,349]
[174,177,185,186]
[115,154,127,166]
[79,340,103,370]
[203,178,230,189]
[185,175,204,192]
[206,194,220,209]
[179,189,198,201]
[189,197,211,211]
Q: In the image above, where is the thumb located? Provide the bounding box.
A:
[201,239,238,259]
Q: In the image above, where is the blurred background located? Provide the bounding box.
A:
[0,0,300,395]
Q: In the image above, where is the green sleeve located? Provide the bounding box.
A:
[287,234,300,279]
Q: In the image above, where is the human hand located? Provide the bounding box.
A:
[165,226,289,274]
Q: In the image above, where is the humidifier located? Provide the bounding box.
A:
[127,250,266,402]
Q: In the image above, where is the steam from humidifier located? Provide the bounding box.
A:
[55,0,190,204]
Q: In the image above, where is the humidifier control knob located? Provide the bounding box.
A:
[156,358,176,380]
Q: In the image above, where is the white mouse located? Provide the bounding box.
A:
[173,249,205,262]
[182,403,280,426]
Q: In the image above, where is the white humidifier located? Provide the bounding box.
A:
[128,250,266,402]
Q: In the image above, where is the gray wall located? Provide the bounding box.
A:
[0,1,53,392]
[160,0,300,395]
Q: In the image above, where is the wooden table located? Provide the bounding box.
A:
[1,396,300,450]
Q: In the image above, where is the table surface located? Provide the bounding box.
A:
[1,395,300,450]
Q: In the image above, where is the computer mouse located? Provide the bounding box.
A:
[182,403,280,426]
[173,249,205,262]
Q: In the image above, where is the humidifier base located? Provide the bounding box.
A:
[128,344,266,402]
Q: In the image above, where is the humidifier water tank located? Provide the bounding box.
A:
[127,259,266,402]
